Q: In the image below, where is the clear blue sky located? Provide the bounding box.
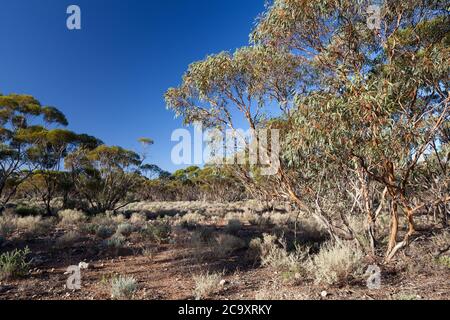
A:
[0,0,264,172]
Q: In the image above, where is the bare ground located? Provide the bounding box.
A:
[0,201,449,300]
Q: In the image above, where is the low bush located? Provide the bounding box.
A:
[436,256,450,268]
[225,219,242,235]
[191,226,215,245]
[116,223,134,237]
[110,275,138,300]
[55,231,81,249]
[212,233,246,258]
[96,225,116,239]
[16,216,53,239]
[0,215,17,239]
[130,213,147,225]
[248,234,308,280]
[140,221,171,244]
[91,214,116,228]
[0,247,31,280]
[103,235,126,255]
[79,223,99,235]
[14,205,43,217]
[307,241,364,286]
[58,209,87,227]
[193,272,222,300]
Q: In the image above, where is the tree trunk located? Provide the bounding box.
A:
[386,199,399,256]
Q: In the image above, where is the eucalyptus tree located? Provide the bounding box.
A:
[65,145,143,214]
[253,0,450,259]
[167,0,449,260]
[19,130,100,215]
[0,93,68,208]
[165,44,309,141]
[165,45,305,201]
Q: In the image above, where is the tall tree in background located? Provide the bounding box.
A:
[65,145,143,214]
[0,94,68,208]
[19,130,100,215]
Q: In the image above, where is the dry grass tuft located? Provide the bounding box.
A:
[58,209,87,227]
[307,241,364,286]
[193,271,223,300]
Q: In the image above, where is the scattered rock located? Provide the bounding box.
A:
[320,291,328,298]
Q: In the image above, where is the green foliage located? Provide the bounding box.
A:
[140,220,172,244]
[14,205,43,217]
[0,94,70,205]
[96,225,116,239]
[65,145,143,213]
[436,256,450,268]
[103,235,126,255]
[307,242,364,286]
[110,275,138,300]
[116,223,134,237]
[0,247,31,280]
[166,0,450,259]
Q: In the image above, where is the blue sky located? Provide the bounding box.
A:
[0,0,264,172]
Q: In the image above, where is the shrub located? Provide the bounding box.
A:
[91,214,116,228]
[193,272,222,300]
[140,221,171,244]
[96,225,116,239]
[225,219,242,235]
[180,212,205,225]
[14,205,43,217]
[112,214,126,224]
[248,215,271,227]
[130,213,147,225]
[110,275,138,300]
[79,223,99,235]
[0,247,31,280]
[55,231,81,249]
[248,234,307,279]
[16,216,53,239]
[0,215,17,239]
[307,241,364,286]
[116,223,134,237]
[103,235,126,255]
[436,256,450,268]
[212,233,246,258]
[248,234,278,262]
[58,209,86,227]
[191,225,214,241]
